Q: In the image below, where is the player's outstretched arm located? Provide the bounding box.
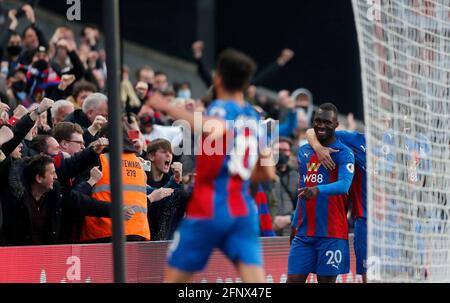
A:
[306,128,338,170]
[315,151,355,195]
[148,92,226,140]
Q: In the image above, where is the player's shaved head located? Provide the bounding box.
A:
[314,103,339,144]
[318,103,338,119]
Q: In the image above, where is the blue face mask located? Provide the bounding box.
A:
[177,89,191,99]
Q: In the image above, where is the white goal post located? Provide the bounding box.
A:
[352,0,450,282]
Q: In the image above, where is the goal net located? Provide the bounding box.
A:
[352,0,450,282]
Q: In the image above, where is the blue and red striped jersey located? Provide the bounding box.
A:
[292,140,355,239]
[335,131,367,220]
[186,100,261,220]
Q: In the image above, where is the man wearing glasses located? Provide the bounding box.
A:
[52,122,85,156]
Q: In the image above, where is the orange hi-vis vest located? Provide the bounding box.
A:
[80,153,150,241]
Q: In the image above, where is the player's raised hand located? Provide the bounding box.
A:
[316,146,338,170]
[298,187,319,199]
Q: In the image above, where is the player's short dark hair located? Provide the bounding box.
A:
[24,154,54,185]
[147,139,172,156]
[216,49,257,92]
[52,122,83,143]
[318,103,338,116]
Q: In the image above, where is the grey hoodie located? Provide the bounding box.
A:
[291,88,314,127]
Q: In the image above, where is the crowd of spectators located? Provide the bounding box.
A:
[0,3,358,246]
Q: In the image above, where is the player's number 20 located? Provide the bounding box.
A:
[325,250,342,266]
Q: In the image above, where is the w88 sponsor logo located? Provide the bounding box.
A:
[303,174,324,184]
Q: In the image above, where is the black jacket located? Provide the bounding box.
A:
[0,113,36,232]
[0,113,36,158]
[64,109,91,129]
[0,159,113,246]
